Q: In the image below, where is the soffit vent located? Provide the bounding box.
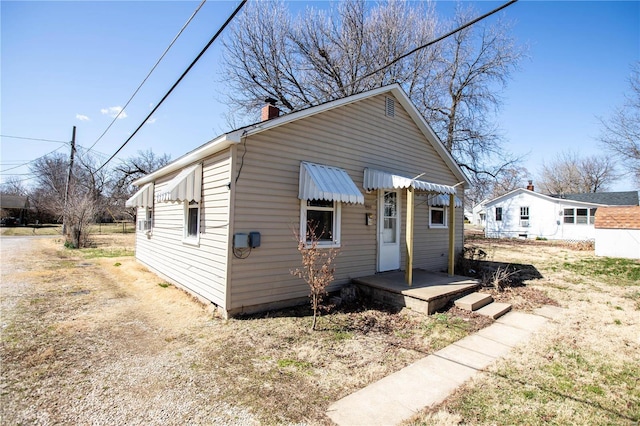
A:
[385,96,395,117]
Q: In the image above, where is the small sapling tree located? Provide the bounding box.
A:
[291,221,340,331]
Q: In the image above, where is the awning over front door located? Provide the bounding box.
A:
[125,182,154,208]
[363,168,457,194]
[156,163,202,203]
[299,162,364,204]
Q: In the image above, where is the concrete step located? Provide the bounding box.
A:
[454,292,493,311]
[476,302,512,319]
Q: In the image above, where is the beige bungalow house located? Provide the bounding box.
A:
[126,84,470,318]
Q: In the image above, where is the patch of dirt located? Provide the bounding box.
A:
[1,234,492,425]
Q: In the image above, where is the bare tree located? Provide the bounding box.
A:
[537,151,618,194]
[418,5,523,179]
[222,0,438,118]
[110,149,171,220]
[221,0,524,197]
[599,62,640,186]
[0,177,28,196]
[28,151,110,247]
[29,153,69,222]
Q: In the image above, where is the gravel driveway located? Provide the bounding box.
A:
[1,236,258,425]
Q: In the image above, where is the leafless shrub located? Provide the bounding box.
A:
[483,266,519,292]
[291,222,340,331]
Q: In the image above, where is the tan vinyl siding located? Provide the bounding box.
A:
[135,151,232,308]
[229,93,463,311]
[412,193,464,272]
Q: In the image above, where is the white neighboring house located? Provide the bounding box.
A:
[484,189,607,241]
[470,199,488,227]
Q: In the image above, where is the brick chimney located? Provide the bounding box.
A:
[261,97,280,121]
[526,180,534,191]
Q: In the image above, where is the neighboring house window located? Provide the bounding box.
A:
[429,206,447,228]
[563,208,575,224]
[563,208,597,225]
[300,199,341,247]
[520,207,530,227]
[137,208,153,232]
[185,200,200,240]
[495,207,503,221]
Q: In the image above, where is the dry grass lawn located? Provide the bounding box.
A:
[2,233,489,425]
[406,238,640,426]
[2,234,638,425]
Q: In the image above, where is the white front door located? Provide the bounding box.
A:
[378,190,401,271]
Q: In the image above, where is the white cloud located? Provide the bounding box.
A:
[100,106,128,119]
[146,117,157,124]
[76,113,90,121]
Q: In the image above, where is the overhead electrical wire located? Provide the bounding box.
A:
[0,143,70,174]
[0,134,69,144]
[357,0,518,84]
[95,0,508,174]
[284,0,518,116]
[85,0,207,153]
[95,0,248,173]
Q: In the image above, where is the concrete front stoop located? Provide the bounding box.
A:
[454,292,511,319]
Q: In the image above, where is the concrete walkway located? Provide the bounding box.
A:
[326,305,564,426]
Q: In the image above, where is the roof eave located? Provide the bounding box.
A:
[132,131,242,186]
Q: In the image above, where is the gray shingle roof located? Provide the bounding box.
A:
[549,191,639,206]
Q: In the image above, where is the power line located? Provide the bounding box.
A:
[96,0,248,174]
[286,0,518,116]
[85,0,207,153]
[0,143,69,174]
[358,0,518,83]
[0,134,69,144]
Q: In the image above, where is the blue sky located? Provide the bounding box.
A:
[1,1,639,191]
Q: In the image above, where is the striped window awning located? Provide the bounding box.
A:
[125,182,154,208]
[156,163,202,203]
[363,168,457,194]
[299,162,364,204]
[428,194,463,208]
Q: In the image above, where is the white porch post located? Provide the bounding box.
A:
[448,193,455,276]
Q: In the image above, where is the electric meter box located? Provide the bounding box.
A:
[249,232,261,248]
[234,233,248,248]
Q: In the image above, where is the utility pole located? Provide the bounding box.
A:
[62,126,76,236]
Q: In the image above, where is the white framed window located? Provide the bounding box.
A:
[300,199,341,248]
[495,207,503,221]
[563,208,597,225]
[429,206,447,228]
[137,207,153,232]
[184,200,200,244]
[520,206,530,227]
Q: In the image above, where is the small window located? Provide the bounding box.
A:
[137,207,153,231]
[495,207,503,221]
[576,208,588,224]
[300,199,341,247]
[429,206,447,228]
[563,208,575,224]
[590,208,597,224]
[185,200,200,240]
[520,206,529,227]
